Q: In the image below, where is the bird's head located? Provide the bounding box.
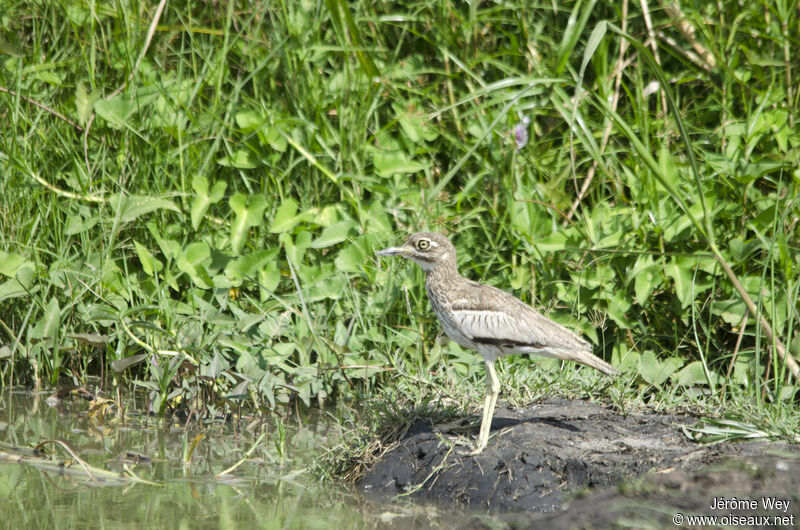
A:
[376,232,456,272]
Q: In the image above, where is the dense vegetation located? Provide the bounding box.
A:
[1,1,798,437]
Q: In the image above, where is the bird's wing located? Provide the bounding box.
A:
[449,282,590,352]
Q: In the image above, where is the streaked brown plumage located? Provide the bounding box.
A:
[376,232,619,454]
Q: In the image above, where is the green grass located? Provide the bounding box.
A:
[1,0,799,458]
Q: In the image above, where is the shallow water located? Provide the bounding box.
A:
[0,389,383,529]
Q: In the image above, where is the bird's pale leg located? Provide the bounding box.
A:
[467,359,500,455]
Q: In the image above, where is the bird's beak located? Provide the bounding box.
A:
[375,245,407,257]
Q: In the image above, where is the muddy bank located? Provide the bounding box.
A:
[359,397,799,520]
[520,453,799,529]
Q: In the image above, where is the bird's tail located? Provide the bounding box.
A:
[563,349,620,376]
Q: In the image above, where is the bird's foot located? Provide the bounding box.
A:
[457,443,486,457]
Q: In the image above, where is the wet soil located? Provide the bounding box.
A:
[360,398,799,527]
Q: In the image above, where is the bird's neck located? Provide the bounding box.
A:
[425,260,461,289]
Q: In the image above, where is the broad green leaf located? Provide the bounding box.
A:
[235,109,264,130]
[372,150,429,177]
[638,350,683,387]
[279,230,312,266]
[110,195,181,223]
[217,149,260,168]
[74,82,101,126]
[335,241,366,273]
[665,257,693,308]
[0,257,35,302]
[226,248,279,281]
[711,298,747,326]
[133,240,163,276]
[605,290,632,328]
[632,254,661,305]
[0,251,29,276]
[259,261,280,296]
[581,263,615,289]
[176,242,213,288]
[672,361,720,387]
[657,146,680,195]
[262,126,288,152]
[307,272,347,301]
[0,36,21,57]
[230,193,267,255]
[190,176,227,229]
[64,213,97,235]
[32,296,60,342]
[395,102,438,143]
[310,220,355,248]
[94,96,136,127]
[361,201,392,235]
[533,231,568,252]
[269,198,300,234]
[111,354,147,373]
[94,87,160,128]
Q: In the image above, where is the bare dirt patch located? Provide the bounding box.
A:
[359,397,799,527]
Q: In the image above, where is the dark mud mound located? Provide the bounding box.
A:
[523,453,799,529]
[359,398,799,515]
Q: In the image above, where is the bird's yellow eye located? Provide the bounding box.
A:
[416,239,430,251]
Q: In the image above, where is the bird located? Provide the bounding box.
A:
[376,232,620,455]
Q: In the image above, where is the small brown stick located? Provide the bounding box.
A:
[34,439,99,485]
[640,0,669,115]
[0,86,83,131]
[661,1,716,70]
[721,309,748,395]
[714,254,799,381]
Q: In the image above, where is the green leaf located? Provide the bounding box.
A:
[226,248,279,282]
[665,257,693,308]
[605,290,632,328]
[64,212,97,235]
[395,102,437,143]
[280,230,312,266]
[269,198,300,234]
[361,201,392,235]
[262,126,288,152]
[555,0,598,74]
[217,149,260,168]
[111,354,147,373]
[32,296,60,343]
[176,241,212,289]
[190,176,227,230]
[229,193,267,255]
[235,109,264,130]
[372,150,429,177]
[110,195,181,223]
[94,87,159,128]
[0,36,21,57]
[638,350,683,387]
[632,254,661,305]
[533,231,568,252]
[310,220,355,248]
[74,82,101,126]
[0,251,29,277]
[335,241,366,273]
[672,361,720,387]
[259,261,281,296]
[711,298,748,326]
[306,271,347,300]
[94,96,136,127]
[0,254,35,302]
[134,241,163,276]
